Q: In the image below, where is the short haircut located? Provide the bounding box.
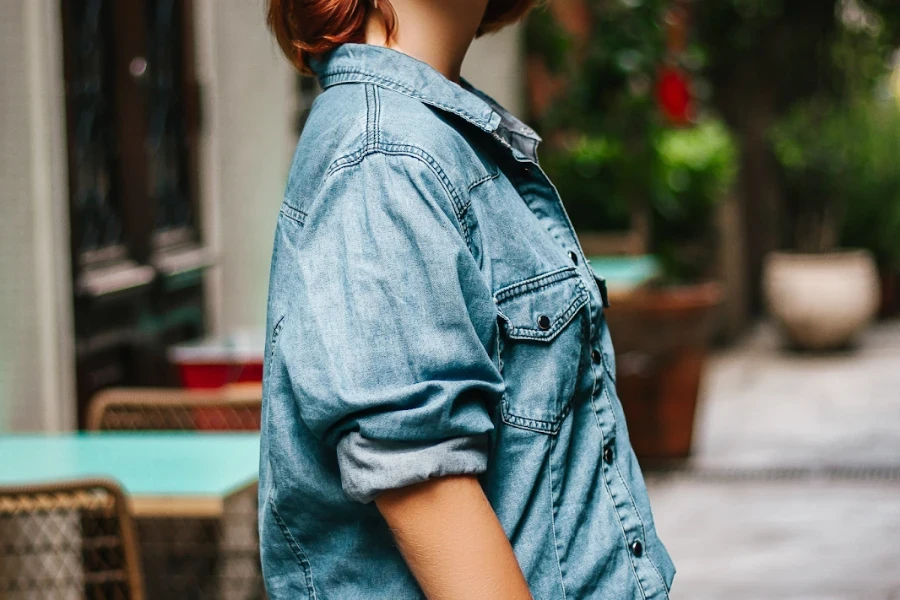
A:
[267,0,536,74]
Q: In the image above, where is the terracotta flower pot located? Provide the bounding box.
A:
[606,282,722,462]
[763,249,880,350]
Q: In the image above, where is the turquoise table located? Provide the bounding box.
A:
[0,433,260,518]
[587,255,661,300]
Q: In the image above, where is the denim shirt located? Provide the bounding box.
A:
[259,42,675,600]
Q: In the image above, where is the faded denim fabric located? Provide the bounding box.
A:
[259,42,675,600]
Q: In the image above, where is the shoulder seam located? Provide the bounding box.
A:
[324,144,474,252]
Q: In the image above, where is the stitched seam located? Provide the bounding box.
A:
[500,399,570,434]
[584,301,647,599]
[604,383,669,596]
[500,287,588,341]
[546,437,569,600]
[319,69,493,130]
[270,316,285,359]
[323,144,478,255]
[269,496,318,599]
[280,204,307,225]
[458,201,472,251]
[467,168,500,191]
[325,144,465,215]
[494,266,578,302]
[374,85,381,148]
[586,388,647,600]
[497,324,505,374]
[365,85,376,150]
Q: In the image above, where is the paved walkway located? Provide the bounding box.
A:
[646,321,900,600]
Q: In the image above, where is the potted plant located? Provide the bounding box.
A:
[766,98,887,350]
[605,119,734,462]
[525,0,667,255]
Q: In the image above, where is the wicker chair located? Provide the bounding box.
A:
[86,385,265,598]
[87,384,263,432]
[0,478,144,599]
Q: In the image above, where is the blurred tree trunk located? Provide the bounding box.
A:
[696,0,839,313]
[715,58,782,315]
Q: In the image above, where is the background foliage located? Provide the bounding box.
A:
[525,0,735,282]
[527,0,900,289]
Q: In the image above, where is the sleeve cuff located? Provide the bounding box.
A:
[336,432,489,504]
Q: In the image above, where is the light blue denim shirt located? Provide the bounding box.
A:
[259,42,675,599]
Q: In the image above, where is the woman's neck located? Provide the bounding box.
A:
[364,0,490,83]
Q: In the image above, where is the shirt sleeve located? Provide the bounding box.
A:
[278,151,504,504]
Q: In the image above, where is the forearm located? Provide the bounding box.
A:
[375,475,532,600]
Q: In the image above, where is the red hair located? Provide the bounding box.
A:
[268,0,536,74]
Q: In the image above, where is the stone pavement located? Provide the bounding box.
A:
[645,321,900,600]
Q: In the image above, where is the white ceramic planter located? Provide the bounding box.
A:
[763,249,880,350]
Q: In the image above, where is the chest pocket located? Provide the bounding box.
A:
[494,266,589,434]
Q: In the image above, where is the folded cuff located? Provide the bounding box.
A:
[336,432,489,504]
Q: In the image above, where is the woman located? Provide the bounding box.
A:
[260,1,675,598]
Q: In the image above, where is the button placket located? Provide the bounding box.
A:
[595,344,667,596]
[582,271,667,595]
[500,138,667,594]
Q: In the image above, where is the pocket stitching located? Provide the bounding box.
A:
[494,265,578,302]
[495,268,588,434]
[500,397,572,434]
[499,283,588,342]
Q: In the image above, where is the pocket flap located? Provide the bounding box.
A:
[494,267,589,342]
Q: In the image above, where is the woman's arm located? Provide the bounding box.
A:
[376,475,532,600]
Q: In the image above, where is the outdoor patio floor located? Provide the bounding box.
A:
[645,320,900,600]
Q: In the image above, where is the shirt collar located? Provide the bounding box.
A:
[310,43,542,161]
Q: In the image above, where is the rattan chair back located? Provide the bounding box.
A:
[0,478,144,599]
[87,385,262,432]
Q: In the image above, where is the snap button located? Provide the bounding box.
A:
[591,349,602,364]
[603,445,614,464]
[567,250,578,265]
[631,540,643,557]
[537,314,551,330]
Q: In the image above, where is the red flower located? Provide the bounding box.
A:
[657,66,693,125]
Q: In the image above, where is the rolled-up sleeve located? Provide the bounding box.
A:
[279,151,504,504]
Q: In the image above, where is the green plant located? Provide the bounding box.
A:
[527,0,669,233]
[839,99,900,268]
[686,0,900,308]
[652,119,738,281]
[772,94,900,263]
[770,99,854,253]
[540,135,633,233]
[527,2,738,282]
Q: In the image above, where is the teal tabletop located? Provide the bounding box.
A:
[0,432,260,516]
[587,254,661,293]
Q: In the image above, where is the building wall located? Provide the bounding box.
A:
[195,0,298,335]
[0,0,75,432]
[463,25,525,118]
